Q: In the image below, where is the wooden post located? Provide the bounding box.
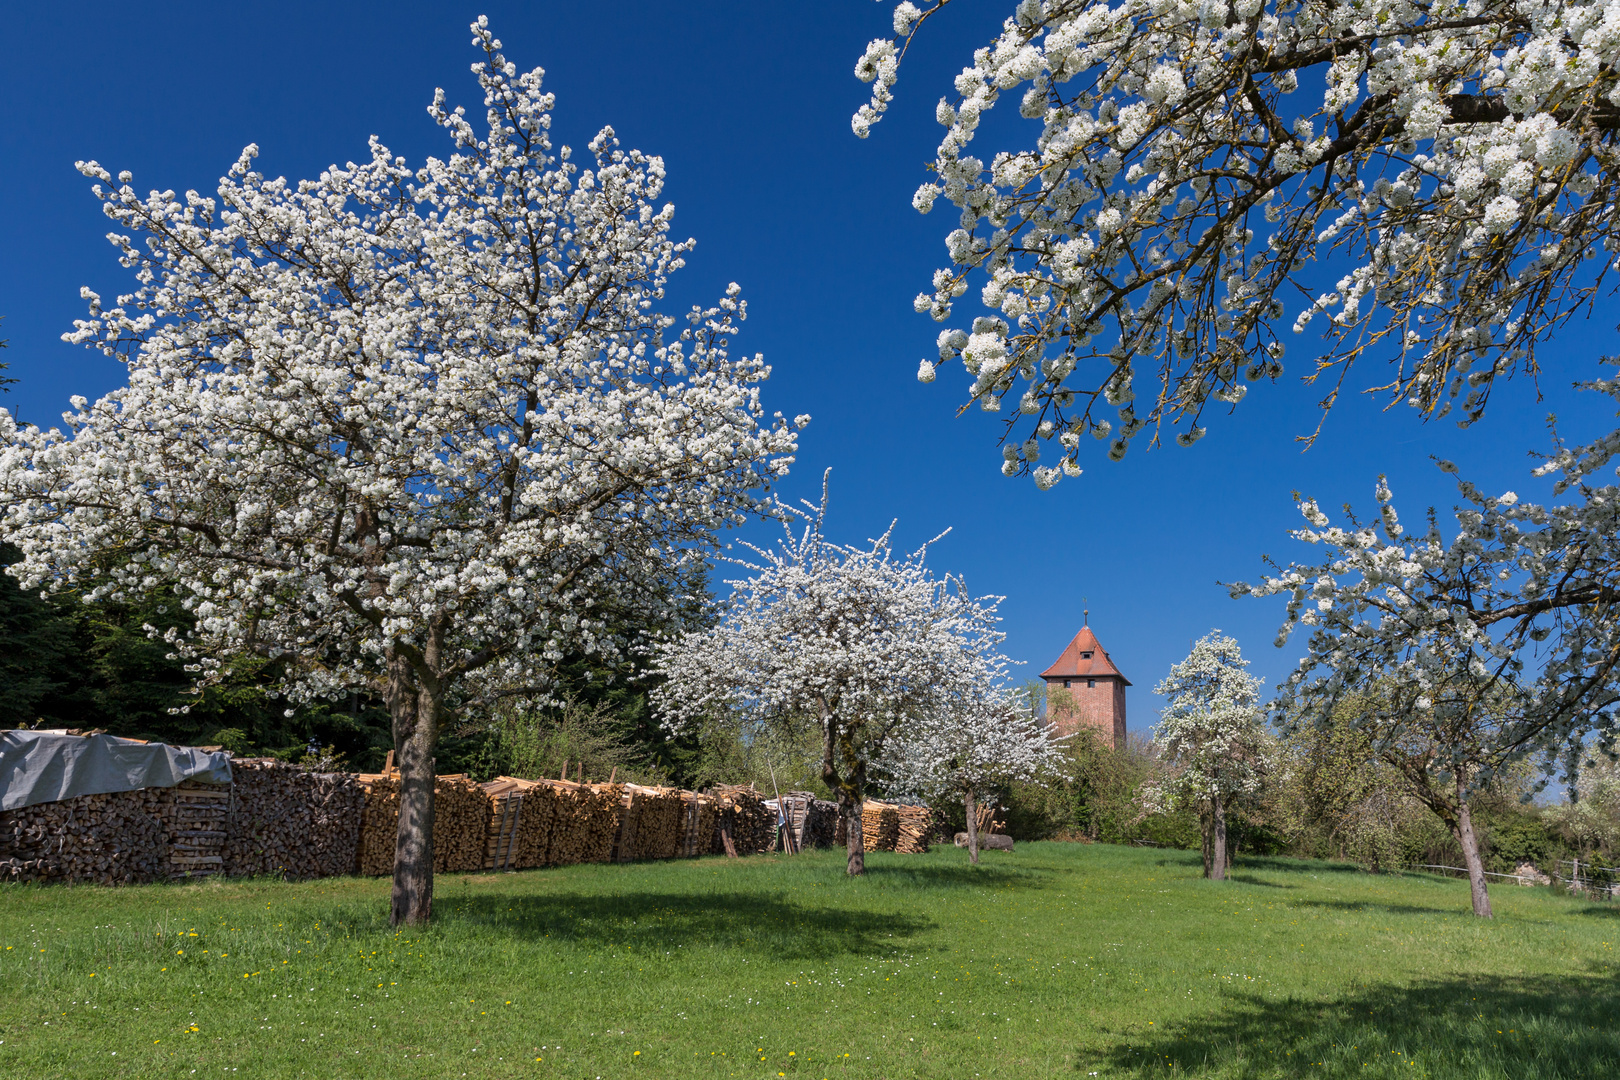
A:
[559,759,568,783]
[768,764,794,855]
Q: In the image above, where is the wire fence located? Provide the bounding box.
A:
[1406,860,1619,900]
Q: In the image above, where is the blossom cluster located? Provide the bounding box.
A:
[0,19,803,712]
[857,1,1620,482]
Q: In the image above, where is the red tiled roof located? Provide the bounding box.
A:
[1039,625,1130,685]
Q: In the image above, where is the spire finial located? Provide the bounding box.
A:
[1083,598,1088,627]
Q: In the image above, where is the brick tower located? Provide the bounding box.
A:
[1040,615,1129,747]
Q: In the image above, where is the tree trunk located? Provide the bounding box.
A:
[1199,805,1213,877]
[964,789,981,865]
[388,629,444,928]
[1454,796,1494,918]
[821,718,865,877]
[1208,794,1227,881]
[843,756,867,876]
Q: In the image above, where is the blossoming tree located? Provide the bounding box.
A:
[877,674,1067,864]
[1232,380,1620,914]
[0,20,802,925]
[854,1,1620,482]
[1143,631,1273,880]
[652,475,1003,874]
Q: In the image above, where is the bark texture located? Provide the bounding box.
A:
[1454,798,1494,918]
[964,789,981,866]
[387,626,445,928]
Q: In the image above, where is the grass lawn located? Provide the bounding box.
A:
[1,843,1616,1079]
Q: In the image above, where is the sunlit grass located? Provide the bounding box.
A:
[1,843,1615,1078]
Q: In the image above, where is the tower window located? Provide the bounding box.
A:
[1081,651,1093,659]
[1087,679,1096,688]
[1063,679,1071,688]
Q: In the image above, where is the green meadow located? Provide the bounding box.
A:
[1,843,1615,1079]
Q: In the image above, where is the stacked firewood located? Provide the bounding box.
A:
[614,784,685,862]
[894,803,933,854]
[769,792,839,851]
[802,798,839,848]
[480,778,527,870]
[532,779,622,866]
[861,801,901,852]
[355,772,492,876]
[710,784,773,855]
[223,760,363,879]
[163,781,230,878]
[0,789,170,885]
[677,790,719,857]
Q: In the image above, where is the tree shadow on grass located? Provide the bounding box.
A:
[1224,873,1295,889]
[437,888,936,960]
[1576,904,1620,918]
[1082,967,1620,1079]
[1288,898,1469,918]
[857,860,1054,891]
[1234,856,1367,875]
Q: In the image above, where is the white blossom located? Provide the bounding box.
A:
[853,1,1620,478]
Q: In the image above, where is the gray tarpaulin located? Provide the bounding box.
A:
[0,730,233,811]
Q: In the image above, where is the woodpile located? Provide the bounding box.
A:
[768,792,816,851]
[765,792,838,851]
[0,788,172,885]
[223,760,363,880]
[355,772,491,876]
[894,803,933,854]
[801,797,839,849]
[974,800,1005,836]
[490,778,561,869]
[861,801,901,852]
[613,784,685,862]
[678,790,719,857]
[480,778,527,870]
[5,733,851,886]
[163,781,230,879]
[710,785,773,855]
[533,779,621,866]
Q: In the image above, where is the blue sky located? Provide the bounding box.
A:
[3,1,1616,734]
